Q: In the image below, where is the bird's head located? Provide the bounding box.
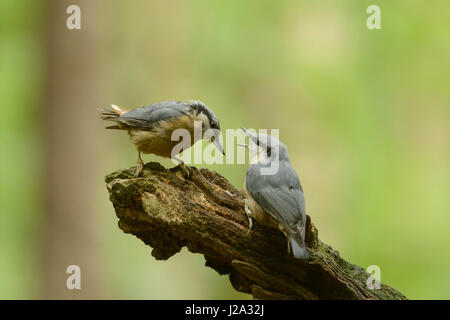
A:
[240,128,289,163]
[189,100,224,155]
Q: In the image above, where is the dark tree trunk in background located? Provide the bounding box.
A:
[43,0,100,298]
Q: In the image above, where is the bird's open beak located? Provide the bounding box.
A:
[241,127,258,145]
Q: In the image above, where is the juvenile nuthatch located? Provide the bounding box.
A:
[99,100,224,177]
[240,128,309,260]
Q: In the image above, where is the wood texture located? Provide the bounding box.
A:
[105,162,407,300]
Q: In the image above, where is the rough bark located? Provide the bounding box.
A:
[105,162,407,300]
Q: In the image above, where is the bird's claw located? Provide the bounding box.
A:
[244,199,253,234]
[246,216,253,235]
[179,162,191,179]
[279,226,291,256]
[225,190,237,197]
[134,159,144,177]
[172,155,192,179]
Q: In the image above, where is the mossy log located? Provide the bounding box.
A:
[105,162,407,300]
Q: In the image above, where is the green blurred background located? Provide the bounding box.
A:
[0,0,449,299]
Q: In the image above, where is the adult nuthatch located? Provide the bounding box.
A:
[240,128,309,260]
[99,100,224,177]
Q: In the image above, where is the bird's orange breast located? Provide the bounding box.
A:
[128,114,202,157]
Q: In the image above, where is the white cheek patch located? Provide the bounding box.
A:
[250,145,265,164]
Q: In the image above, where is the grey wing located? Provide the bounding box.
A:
[119,101,192,129]
[246,162,306,230]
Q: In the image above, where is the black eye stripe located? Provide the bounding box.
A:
[210,120,220,129]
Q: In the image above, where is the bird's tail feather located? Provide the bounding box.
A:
[290,238,309,260]
[98,108,120,121]
[98,107,129,130]
[98,104,128,121]
[288,224,309,260]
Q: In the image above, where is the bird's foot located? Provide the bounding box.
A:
[244,199,253,234]
[172,156,192,179]
[279,226,291,256]
[286,238,291,256]
[134,159,144,178]
[225,190,237,197]
[179,162,192,179]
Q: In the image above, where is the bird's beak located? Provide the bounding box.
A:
[240,127,258,145]
[237,143,248,149]
[212,132,225,155]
